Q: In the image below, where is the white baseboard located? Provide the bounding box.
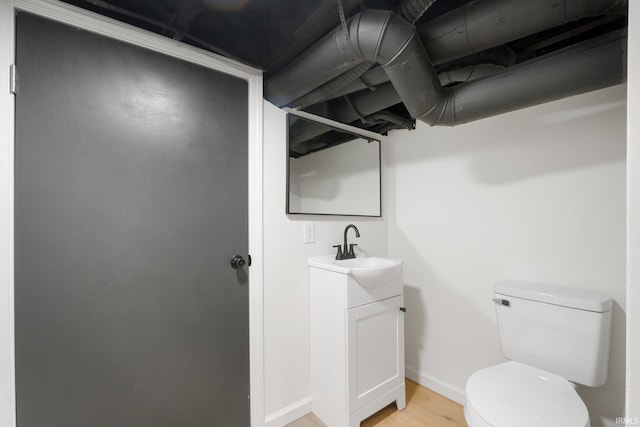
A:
[264,397,312,427]
[263,370,465,426]
[405,366,466,405]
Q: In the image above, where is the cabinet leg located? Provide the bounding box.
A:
[395,392,407,411]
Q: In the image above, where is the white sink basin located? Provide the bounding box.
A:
[308,255,403,289]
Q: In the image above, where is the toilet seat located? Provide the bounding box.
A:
[464,361,589,427]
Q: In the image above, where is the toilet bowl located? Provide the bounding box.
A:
[465,361,589,427]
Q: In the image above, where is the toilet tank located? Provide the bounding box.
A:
[494,281,612,387]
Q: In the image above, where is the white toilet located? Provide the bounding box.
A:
[464,281,612,427]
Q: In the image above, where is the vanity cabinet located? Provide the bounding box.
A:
[309,259,405,427]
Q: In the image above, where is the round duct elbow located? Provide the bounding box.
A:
[265,9,423,108]
[349,10,415,65]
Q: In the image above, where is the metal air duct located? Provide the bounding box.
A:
[420,29,627,125]
[420,0,627,65]
[316,28,627,127]
[265,9,425,109]
[333,0,627,106]
[266,0,627,140]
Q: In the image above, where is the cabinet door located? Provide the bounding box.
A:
[347,295,405,412]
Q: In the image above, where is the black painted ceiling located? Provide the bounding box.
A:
[59,0,626,78]
[60,0,402,76]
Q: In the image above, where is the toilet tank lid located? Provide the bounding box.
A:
[495,281,612,312]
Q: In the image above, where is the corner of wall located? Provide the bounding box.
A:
[626,1,640,424]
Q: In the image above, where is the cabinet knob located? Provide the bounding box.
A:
[399,307,407,312]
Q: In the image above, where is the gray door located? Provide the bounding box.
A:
[15,12,250,427]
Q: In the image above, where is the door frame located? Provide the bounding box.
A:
[0,1,265,426]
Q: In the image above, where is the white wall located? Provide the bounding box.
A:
[385,85,627,427]
[262,102,388,426]
[627,1,640,424]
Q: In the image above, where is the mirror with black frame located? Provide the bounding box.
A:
[287,112,381,217]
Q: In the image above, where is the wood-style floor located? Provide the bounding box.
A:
[286,380,468,427]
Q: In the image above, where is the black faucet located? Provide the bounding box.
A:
[334,224,360,260]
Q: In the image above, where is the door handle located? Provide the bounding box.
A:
[230,255,247,270]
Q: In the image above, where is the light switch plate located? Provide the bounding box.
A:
[303,222,315,244]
